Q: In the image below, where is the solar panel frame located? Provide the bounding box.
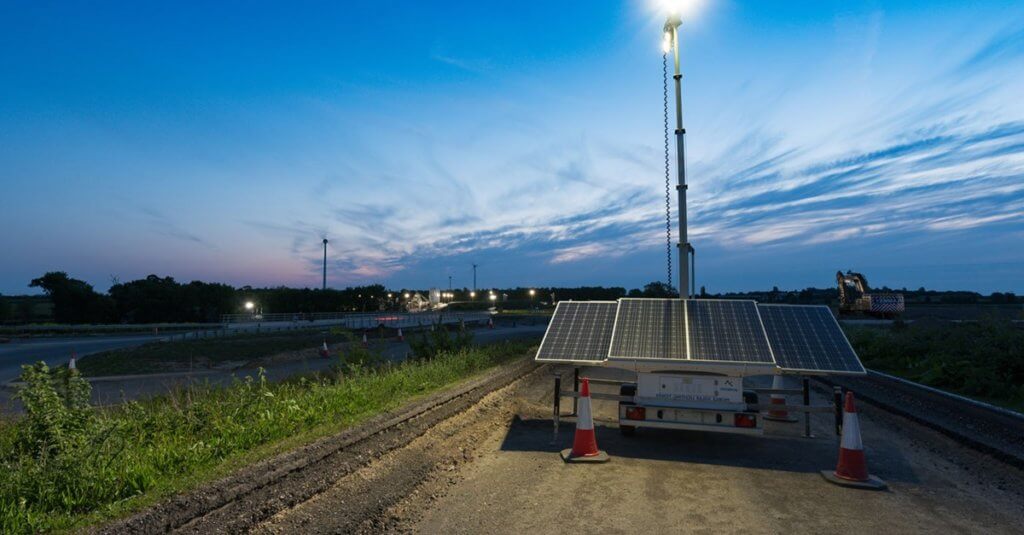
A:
[757,304,866,375]
[534,301,618,363]
[607,298,688,361]
[684,299,776,364]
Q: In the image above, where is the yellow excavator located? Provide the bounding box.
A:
[836,271,904,318]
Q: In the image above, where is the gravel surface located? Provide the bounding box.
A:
[824,372,1024,468]
[385,366,1024,534]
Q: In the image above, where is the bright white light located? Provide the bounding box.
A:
[244,301,254,310]
[656,0,702,17]
[404,293,410,299]
[489,294,497,301]
[529,289,536,296]
[662,31,672,53]
[470,291,476,298]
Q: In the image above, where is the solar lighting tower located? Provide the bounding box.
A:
[664,10,690,299]
[322,238,329,290]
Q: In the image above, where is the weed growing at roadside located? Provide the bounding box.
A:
[0,341,531,533]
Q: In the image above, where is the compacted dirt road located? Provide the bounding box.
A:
[251,363,1024,534]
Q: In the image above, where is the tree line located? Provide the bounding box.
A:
[0,272,1016,325]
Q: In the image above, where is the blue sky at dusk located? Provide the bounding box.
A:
[2,0,1023,295]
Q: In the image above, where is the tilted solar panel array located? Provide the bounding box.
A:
[757,304,865,374]
[607,298,687,360]
[534,301,618,363]
[686,300,774,363]
[533,298,865,374]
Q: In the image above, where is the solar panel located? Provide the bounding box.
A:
[685,300,775,363]
[608,298,687,360]
[758,304,866,374]
[535,301,617,363]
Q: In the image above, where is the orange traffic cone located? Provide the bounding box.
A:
[319,340,330,358]
[488,317,494,329]
[362,332,368,347]
[397,328,404,342]
[822,392,886,489]
[68,351,77,370]
[561,378,609,463]
[764,375,798,423]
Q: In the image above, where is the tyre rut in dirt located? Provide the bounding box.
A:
[93,357,539,534]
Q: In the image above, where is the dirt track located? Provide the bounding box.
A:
[103,359,1024,534]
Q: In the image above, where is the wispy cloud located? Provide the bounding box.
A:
[140,207,214,248]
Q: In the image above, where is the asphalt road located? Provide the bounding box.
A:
[0,324,547,412]
[0,334,164,383]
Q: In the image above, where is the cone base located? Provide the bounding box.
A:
[820,470,887,490]
[764,415,799,423]
[561,449,609,463]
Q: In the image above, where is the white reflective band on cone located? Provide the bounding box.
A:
[577,395,594,431]
[840,411,863,450]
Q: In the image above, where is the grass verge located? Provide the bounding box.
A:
[0,341,533,533]
[76,329,357,376]
[846,319,1024,412]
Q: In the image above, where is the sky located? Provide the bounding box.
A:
[2,0,1023,295]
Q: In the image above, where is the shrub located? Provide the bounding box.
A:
[847,319,1024,407]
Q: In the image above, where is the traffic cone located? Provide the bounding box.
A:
[561,378,610,463]
[68,351,77,370]
[397,328,404,342]
[319,340,330,358]
[764,375,798,423]
[362,332,368,347]
[488,317,494,329]
[822,392,886,489]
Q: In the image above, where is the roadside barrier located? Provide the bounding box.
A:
[822,392,886,489]
[561,378,609,463]
[765,375,798,422]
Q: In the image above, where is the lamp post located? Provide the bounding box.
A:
[322,238,328,290]
[529,289,536,310]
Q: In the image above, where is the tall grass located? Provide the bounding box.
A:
[0,341,530,533]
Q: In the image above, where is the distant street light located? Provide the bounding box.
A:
[322,238,328,290]
[529,289,536,309]
[470,291,476,299]
[244,301,254,311]
[404,292,411,299]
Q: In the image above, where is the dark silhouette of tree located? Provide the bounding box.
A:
[29,272,112,323]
